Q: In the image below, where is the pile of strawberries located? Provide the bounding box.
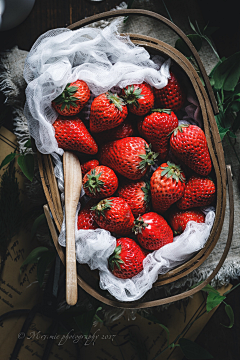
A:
[52,71,216,281]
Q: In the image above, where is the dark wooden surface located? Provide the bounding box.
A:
[0,0,240,359]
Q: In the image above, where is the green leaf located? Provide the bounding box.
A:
[188,18,197,33]
[31,213,47,239]
[221,304,234,328]
[37,250,56,287]
[215,115,230,140]
[206,292,226,312]
[0,153,17,170]
[229,100,240,112]
[199,284,220,295]
[212,52,240,91]
[175,34,202,58]
[209,58,226,78]
[17,154,34,181]
[179,338,213,359]
[24,139,32,149]
[20,247,49,273]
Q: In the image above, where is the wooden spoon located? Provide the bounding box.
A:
[63,151,82,306]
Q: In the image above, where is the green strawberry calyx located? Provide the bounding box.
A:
[106,92,126,112]
[83,169,104,195]
[141,181,151,205]
[132,216,149,235]
[91,198,112,217]
[151,108,172,115]
[53,83,79,111]
[160,161,185,183]
[168,124,189,137]
[122,85,144,108]
[109,245,125,271]
[138,144,159,172]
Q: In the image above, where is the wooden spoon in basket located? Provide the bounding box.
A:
[63,151,82,306]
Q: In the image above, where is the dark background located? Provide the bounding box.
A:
[0,0,239,359]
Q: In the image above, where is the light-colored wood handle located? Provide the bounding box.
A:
[63,151,82,306]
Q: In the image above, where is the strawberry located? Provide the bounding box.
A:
[83,165,118,199]
[177,175,216,210]
[168,207,205,235]
[53,117,98,154]
[89,91,128,133]
[52,80,90,116]
[150,161,186,213]
[99,137,158,180]
[133,212,173,250]
[81,159,99,177]
[93,118,135,145]
[91,197,134,236]
[141,109,178,160]
[109,238,145,279]
[122,82,154,116]
[77,200,98,230]
[137,117,146,139]
[117,180,151,218]
[153,71,186,111]
[169,124,212,176]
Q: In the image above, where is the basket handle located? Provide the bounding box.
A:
[44,165,234,309]
[68,9,219,115]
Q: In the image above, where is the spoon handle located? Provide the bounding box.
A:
[63,151,82,306]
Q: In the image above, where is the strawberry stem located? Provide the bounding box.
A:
[160,161,185,183]
[122,84,144,108]
[83,169,104,195]
[138,144,159,172]
[168,124,189,137]
[106,92,126,112]
[142,182,151,205]
[151,109,172,114]
[109,245,124,271]
[91,198,112,217]
[132,216,148,235]
[53,83,79,111]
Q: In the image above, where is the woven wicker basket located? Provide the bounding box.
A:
[38,9,234,308]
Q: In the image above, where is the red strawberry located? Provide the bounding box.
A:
[150,161,186,213]
[77,200,98,230]
[133,212,173,250]
[93,118,135,145]
[81,159,99,177]
[90,92,128,133]
[83,165,118,199]
[53,117,98,154]
[117,180,150,218]
[142,109,178,160]
[153,71,186,111]
[170,124,212,176]
[99,137,158,180]
[177,176,216,210]
[52,80,90,116]
[168,207,205,235]
[109,238,145,279]
[137,117,146,139]
[122,82,154,116]
[91,197,134,236]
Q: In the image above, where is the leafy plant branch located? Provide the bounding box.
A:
[143,282,239,359]
[0,138,35,181]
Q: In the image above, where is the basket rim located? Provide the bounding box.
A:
[37,32,227,304]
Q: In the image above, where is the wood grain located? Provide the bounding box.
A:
[63,151,82,306]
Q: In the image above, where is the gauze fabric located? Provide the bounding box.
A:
[23,20,171,155]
